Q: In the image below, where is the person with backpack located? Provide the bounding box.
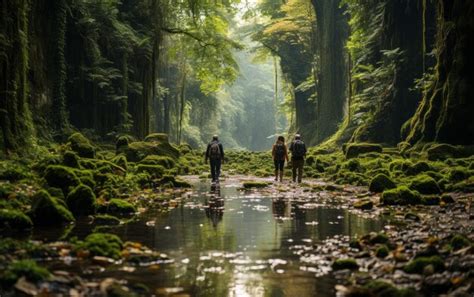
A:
[271,136,289,182]
[289,134,307,183]
[205,135,224,183]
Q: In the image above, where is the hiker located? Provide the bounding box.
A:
[205,135,224,183]
[271,135,289,182]
[289,134,307,183]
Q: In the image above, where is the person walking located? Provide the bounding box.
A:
[289,134,307,183]
[205,135,224,184]
[271,136,289,182]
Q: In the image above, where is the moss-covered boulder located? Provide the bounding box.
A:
[369,174,396,193]
[409,174,441,194]
[106,199,136,216]
[381,186,421,205]
[30,190,75,225]
[66,184,96,216]
[0,259,50,285]
[242,181,271,189]
[63,151,81,168]
[115,135,131,153]
[111,154,128,171]
[332,258,359,270]
[136,164,165,178]
[44,165,81,194]
[448,166,470,182]
[404,161,432,176]
[450,234,470,250]
[345,143,383,159]
[403,256,445,274]
[77,233,123,259]
[375,245,389,258]
[0,164,30,181]
[125,141,180,162]
[140,155,176,169]
[451,176,474,192]
[144,133,169,142]
[426,143,474,160]
[0,209,33,230]
[363,280,417,297]
[68,132,95,158]
[159,175,192,188]
[94,214,121,225]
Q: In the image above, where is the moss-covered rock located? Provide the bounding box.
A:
[144,133,169,142]
[450,234,470,250]
[345,143,383,159]
[332,258,359,270]
[421,196,440,205]
[450,176,474,192]
[159,175,191,188]
[77,233,123,259]
[44,165,81,194]
[66,184,96,216]
[94,214,121,225]
[0,164,30,181]
[242,181,271,189]
[111,154,128,171]
[124,141,179,162]
[381,186,421,205]
[404,161,432,176]
[106,199,136,216]
[369,232,389,244]
[409,174,441,194]
[403,256,445,274]
[363,280,417,297]
[354,199,373,210]
[68,132,95,158]
[136,164,165,178]
[447,166,470,182]
[116,135,130,153]
[375,245,389,258]
[30,190,74,225]
[0,259,50,285]
[63,151,81,168]
[0,208,33,230]
[369,174,396,193]
[140,155,176,169]
[426,143,474,160]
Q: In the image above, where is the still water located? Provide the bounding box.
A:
[36,180,384,296]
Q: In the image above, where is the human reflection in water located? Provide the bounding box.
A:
[272,197,292,220]
[205,184,224,227]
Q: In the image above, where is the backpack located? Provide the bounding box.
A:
[209,141,221,159]
[275,143,285,160]
[292,140,306,158]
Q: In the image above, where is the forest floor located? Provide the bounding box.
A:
[0,133,473,296]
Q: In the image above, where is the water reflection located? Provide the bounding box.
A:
[206,185,224,227]
[272,197,292,219]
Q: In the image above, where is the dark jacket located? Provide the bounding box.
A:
[205,141,224,161]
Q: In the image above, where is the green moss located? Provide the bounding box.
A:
[106,199,136,216]
[0,164,30,181]
[369,174,396,193]
[68,132,95,158]
[140,155,175,169]
[242,181,271,189]
[421,196,440,205]
[404,161,432,176]
[450,234,470,250]
[136,164,165,178]
[77,233,123,259]
[112,154,128,171]
[389,159,412,172]
[1,260,50,285]
[0,183,15,198]
[66,184,96,216]
[94,214,121,225]
[381,186,422,205]
[375,245,389,258]
[0,208,33,230]
[159,175,191,188]
[44,165,81,194]
[46,187,65,200]
[448,166,470,182]
[125,141,179,162]
[345,143,382,159]
[369,232,389,244]
[403,256,445,274]
[342,158,362,171]
[63,151,81,168]
[409,174,441,194]
[144,133,169,142]
[116,135,130,152]
[332,258,359,270]
[30,190,74,225]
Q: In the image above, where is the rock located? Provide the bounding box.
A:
[369,233,389,245]
[369,174,396,193]
[332,258,359,271]
[0,208,33,230]
[404,212,421,221]
[381,186,421,205]
[63,151,81,168]
[422,273,452,294]
[144,133,169,142]
[77,233,123,259]
[441,194,455,204]
[242,181,271,189]
[30,190,75,225]
[139,155,176,169]
[409,174,441,194]
[354,199,373,210]
[94,214,121,225]
[124,140,179,162]
[450,234,471,250]
[68,132,95,158]
[14,277,38,296]
[345,143,383,159]
[44,165,81,194]
[136,164,165,178]
[404,256,445,274]
[66,184,97,216]
[106,199,136,216]
[375,245,389,258]
[92,256,116,266]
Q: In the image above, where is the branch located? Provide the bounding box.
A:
[160,27,218,48]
